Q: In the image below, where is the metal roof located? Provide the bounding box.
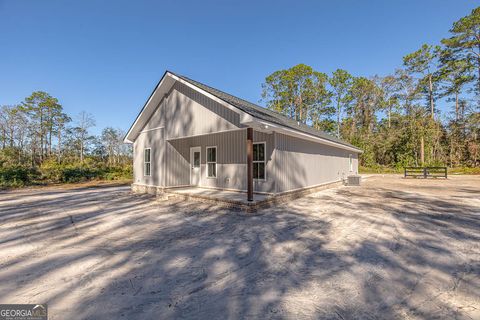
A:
[171,71,361,151]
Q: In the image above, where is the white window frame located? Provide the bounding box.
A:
[253,142,266,181]
[144,148,151,177]
[206,146,217,179]
[349,154,353,172]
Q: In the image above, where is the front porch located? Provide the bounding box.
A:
[163,186,272,211]
[159,178,346,211]
[166,127,274,200]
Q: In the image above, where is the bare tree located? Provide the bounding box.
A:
[74,111,95,162]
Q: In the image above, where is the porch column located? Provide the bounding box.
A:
[247,127,253,201]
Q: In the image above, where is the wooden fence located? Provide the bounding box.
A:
[404,167,447,179]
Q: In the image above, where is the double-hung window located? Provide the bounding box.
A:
[206,146,217,178]
[253,142,266,180]
[144,148,151,176]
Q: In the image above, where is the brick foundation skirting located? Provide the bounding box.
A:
[131,179,347,212]
[131,184,165,195]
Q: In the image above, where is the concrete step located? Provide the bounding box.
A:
[156,193,179,201]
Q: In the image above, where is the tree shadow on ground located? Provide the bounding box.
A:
[0,176,478,319]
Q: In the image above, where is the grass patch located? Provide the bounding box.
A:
[448,167,480,175]
[359,166,402,174]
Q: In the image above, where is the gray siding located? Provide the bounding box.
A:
[134,79,244,188]
[133,128,165,187]
[274,133,359,193]
[164,81,241,139]
[165,141,190,187]
[138,81,241,136]
[132,79,359,194]
[142,99,165,131]
[166,130,275,193]
[252,131,275,193]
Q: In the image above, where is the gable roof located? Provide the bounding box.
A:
[172,72,360,151]
[125,71,362,153]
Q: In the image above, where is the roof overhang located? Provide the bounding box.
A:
[124,71,362,154]
[124,71,172,143]
[243,120,363,153]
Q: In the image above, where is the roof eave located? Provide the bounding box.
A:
[124,70,171,143]
[125,70,362,154]
[242,118,362,153]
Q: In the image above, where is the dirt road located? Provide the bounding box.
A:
[0,175,478,319]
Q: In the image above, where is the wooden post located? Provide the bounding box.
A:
[420,136,425,165]
[247,128,253,202]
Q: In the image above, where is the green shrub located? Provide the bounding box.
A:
[40,158,65,181]
[61,166,97,182]
[0,166,39,188]
[40,160,94,183]
[39,159,132,183]
[100,165,132,181]
[359,165,402,174]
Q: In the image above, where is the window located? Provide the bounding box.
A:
[144,148,151,176]
[349,154,353,172]
[206,146,217,178]
[193,151,200,168]
[253,142,266,180]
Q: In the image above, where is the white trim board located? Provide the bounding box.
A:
[144,148,151,177]
[253,141,267,181]
[124,73,173,143]
[189,146,201,186]
[205,146,217,179]
[140,126,164,134]
[166,128,245,141]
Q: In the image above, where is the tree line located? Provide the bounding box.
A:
[0,91,131,187]
[262,7,480,170]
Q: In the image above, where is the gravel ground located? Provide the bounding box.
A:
[0,175,479,319]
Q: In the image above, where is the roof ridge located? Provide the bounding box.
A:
[169,71,360,151]
[172,72,284,116]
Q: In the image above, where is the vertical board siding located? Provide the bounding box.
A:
[274,133,358,192]
[172,81,241,127]
[165,81,241,139]
[133,128,165,187]
[134,79,243,188]
[167,130,246,190]
[165,141,189,186]
[132,78,360,195]
[141,99,165,131]
[166,129,275,193]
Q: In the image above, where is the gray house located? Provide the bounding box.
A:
[124,71,361,201]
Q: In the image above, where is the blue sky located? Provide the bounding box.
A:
[0,0,476,134]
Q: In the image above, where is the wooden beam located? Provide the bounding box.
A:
[247,127,253,201]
